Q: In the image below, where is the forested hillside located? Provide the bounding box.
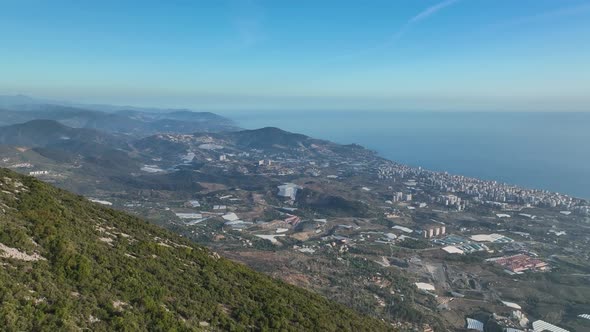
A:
[0,168,391,331]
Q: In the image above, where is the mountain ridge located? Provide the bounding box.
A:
[0,119,128,148]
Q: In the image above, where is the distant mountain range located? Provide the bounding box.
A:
[0,94,238,136]
[0,94,220,114]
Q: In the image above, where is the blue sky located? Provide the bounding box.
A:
[1,0,589,111]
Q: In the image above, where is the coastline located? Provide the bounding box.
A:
[226,111,590,199]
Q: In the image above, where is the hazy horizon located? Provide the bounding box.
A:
[2,0,590,112]
[1,93,589,113]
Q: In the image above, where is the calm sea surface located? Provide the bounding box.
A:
[223,111,590,199]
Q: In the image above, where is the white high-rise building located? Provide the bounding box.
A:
[277,183,301,200]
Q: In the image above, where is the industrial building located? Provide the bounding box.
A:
[486,254,549,274]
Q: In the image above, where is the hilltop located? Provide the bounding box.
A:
[0,168,391,331]
[224,127,312,150]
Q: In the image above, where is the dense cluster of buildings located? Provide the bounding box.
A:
[377,161,588,214]
[436,194,466,211]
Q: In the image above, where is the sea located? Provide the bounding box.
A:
[223,111,590,199]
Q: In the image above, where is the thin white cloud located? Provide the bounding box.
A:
[489,2,590,30]
[230,0,266,48]
[393,0,461,42]
[410,0,461,23]
[333,0,461,60]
